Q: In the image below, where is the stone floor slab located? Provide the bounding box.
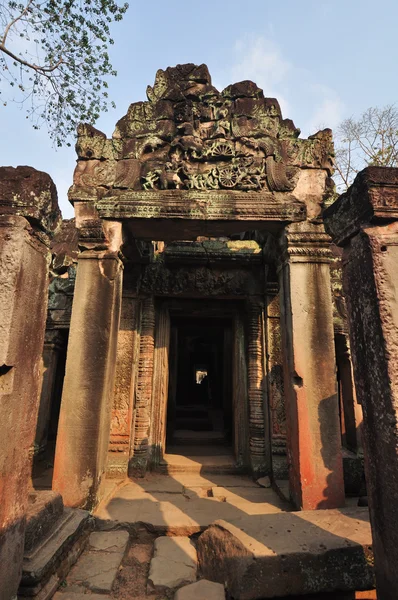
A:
[88,530,129,552]
[95,476,291,533]
[66,530,129,593]
[174,580,225,600]
[148,536,197,590]
[67,551,124,593]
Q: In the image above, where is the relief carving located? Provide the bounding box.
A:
[73,64,335,200]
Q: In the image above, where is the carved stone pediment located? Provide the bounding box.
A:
[72,63,335,202]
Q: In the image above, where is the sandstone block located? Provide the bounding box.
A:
[197,511,374,600]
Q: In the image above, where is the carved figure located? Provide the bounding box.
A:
[77,64,335,193]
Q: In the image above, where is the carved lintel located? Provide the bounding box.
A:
[132,297,156,465]
[247,299,267,472]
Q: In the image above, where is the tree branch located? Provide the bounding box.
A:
[1,0,33,46]
[0,43,63,72]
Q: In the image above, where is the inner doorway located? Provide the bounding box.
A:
[166,316,233,459]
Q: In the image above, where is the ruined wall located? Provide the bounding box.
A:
[0,167,61,598]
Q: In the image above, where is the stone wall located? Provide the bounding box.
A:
[0,166,61,599]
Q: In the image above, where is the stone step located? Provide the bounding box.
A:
[19,508,91,599]
[25,491,65,553]
[159,452,242,475]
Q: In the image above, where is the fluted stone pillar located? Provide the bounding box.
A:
[324,167,398,599]
[53,249,123,509]
[279,222,345,510]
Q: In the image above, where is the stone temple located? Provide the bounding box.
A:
[2,63,398,599]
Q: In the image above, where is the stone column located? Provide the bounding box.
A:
[279,222,345,510]
[129,296,156,475]
[53,248,123,509]
[35,330,64,454]
[0,167,60,600]
[247,299,268,475]
[324,167,398,598]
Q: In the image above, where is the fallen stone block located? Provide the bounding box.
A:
[148,536,197,590]
[197,509,375,599]
[174,579,225,600]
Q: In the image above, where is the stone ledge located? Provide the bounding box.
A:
[197,508,375,599]
[20,509,90,590]
[324,166,398,245]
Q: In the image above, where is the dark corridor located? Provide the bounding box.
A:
[166,317,233,453]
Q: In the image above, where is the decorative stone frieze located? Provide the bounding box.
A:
[131,296,156,471]
[71,64,334,202]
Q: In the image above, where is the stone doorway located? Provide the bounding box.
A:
[166,316,233,460]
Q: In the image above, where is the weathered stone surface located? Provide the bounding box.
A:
[108,296,139,467]
[21,508,90,589]
[24,491,64,553]
[324,166,398,246]
[0,165,61,234]
[278,221,345,510]
[174,579,225,600]
[197,510,374,599]
[88,530,129,552]
[70,63,333,226]
[67,551,123,593]
[148,536,197,590]
[67,530,129,593]
[50,219,79,273]
[53,251,123,509]
[324,167,398,599]
[0,167,60,599]
[140,263,265,298]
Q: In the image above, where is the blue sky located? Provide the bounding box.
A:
[1,0,397,217]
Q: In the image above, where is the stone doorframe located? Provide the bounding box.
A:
[147,299,258,472]
[53,194,345,510]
